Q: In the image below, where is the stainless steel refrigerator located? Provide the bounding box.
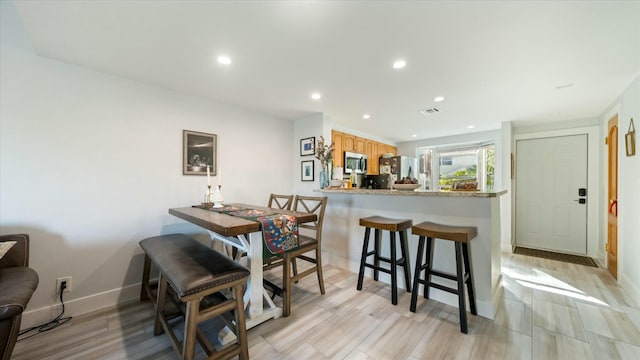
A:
[379,156,418,183]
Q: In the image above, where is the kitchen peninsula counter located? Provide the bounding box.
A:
[318,187,507,320]
[319,188,506,198]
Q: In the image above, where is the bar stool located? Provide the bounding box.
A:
[410,221,477,333]
[357,216,412,305]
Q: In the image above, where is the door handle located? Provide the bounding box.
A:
[573,199,586,204]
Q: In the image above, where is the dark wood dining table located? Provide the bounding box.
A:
[168,204,317,342]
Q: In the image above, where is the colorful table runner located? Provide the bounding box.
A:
[195,205,299,259]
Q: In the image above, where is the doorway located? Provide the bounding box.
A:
[515,134,588,255]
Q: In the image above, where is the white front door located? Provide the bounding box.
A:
[515,134,588,255]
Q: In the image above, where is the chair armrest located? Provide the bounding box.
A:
[0,267,39,320]
[0,234,29,268]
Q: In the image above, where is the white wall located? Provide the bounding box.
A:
[602,76,640,304]
[398,129,499,157]
[0,13,294,326]
[293,113,328,196]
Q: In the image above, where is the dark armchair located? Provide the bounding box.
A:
[0,234,39,360]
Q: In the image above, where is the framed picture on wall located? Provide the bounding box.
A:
[300,137,316,156]
[183,130,217,175]
[301,160,314,181]
[625,118,635,156]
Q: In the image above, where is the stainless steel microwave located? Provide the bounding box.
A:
[344,151,367,174]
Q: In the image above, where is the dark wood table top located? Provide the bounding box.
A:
[169,204,317,237]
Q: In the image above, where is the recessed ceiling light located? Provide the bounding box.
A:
[362,114,371,119]
[411,134,417,138]
[311,93,322,100]
[434,96,445,102]
[467,125,475,129]
[217,55,232,65]
[392,60,406,69]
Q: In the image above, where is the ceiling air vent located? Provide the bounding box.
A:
[419,107,440,116]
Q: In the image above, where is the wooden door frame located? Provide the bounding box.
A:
[513,126,601,258]
[606,113,619,278]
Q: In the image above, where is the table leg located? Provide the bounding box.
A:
[209,231,283,346]
[247,231,263,318]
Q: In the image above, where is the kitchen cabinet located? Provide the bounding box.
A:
[379,143,397,158]
[355,137,366,154]
[332,131,344,168]
[331,129,396,175]
[365,140,378,174]
[343,134,356,152]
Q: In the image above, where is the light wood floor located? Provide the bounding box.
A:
[12,252,640,359]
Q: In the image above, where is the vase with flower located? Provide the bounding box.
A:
[315,136,335,189]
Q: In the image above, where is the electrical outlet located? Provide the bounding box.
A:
[56,276,72,293]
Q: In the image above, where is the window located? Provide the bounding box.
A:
[417,143,495,191]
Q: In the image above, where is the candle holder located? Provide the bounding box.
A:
[212,184,224,208]
[203,185,215,207]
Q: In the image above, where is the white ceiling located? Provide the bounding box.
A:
[12,1,640,143]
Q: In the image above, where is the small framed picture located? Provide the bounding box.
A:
[301,160,314,181]
[183,130,217,175]
[300,137,316,156]
[625,118,635,157]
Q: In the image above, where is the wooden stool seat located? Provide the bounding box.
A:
[357,216,412,305]
[359,216,412,232]
[411,221,477,243]
[410,221,478,334]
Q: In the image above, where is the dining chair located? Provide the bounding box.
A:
[267,194,294,211]
[231,194,295,260]
[269,195,327,316]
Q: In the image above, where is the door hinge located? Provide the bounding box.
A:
[605,137,608,145]
[606,243,609,252]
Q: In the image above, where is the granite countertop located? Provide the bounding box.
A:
[318,188,507,198]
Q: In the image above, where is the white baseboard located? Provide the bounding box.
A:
[595,250,606,268]
[23,249,508,329]
[620,273,640,307]
[21,283,141,330]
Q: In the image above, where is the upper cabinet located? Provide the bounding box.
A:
[378,143,396,157]
[355,137,366,154]
[343,134,356,152]
[331,130,396,174]
[332,131,344,167]
[365,140,379,174]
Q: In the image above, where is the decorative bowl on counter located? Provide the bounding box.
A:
[329,180,344,187]
[391,183,421,191]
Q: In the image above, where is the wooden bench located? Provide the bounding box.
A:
[139,234,250,360]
